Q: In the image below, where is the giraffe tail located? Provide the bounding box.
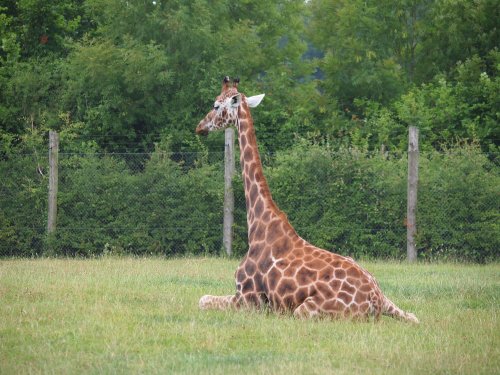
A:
[382,296,419,324]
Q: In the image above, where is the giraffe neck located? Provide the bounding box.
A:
[236,100,297,244]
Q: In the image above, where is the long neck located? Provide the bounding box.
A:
[236,100,297,240]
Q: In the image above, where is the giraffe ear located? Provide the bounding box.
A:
[247,94,265,108]
[230,93,242,108]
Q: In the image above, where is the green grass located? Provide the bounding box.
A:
[0,257,499,374]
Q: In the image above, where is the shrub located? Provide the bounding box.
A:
[417,144,499,262]
[264,141,498,262]
[265,142,407,259]
[53,151,225,256]
[0,133,47,257]
[1,139,497,262]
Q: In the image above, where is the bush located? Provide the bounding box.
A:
[0,153,47,256]
[417,144,499,262]
[0,133,47,257]
[266,142,408,259]
[264,141,499,262]
[53,151,225,256]
[1,138,497,262]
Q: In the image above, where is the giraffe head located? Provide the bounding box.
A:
[196,76,264,135]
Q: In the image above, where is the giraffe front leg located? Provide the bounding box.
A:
[293,296,323,319]
[199,294,236,311]
[293,296,350,320]
[199,292,265,311]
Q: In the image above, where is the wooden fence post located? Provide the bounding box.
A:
[223,127,235,256]
[407,126,419,262]
[47,130,59,235]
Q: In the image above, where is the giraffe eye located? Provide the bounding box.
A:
[214,103,220,110]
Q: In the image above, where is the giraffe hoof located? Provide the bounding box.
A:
[199,295,212,310]
[406,312,419,324]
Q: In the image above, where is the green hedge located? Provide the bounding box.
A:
[51,152,225,256]
[0,153,47,256]
[1,143,498,261]
[417,147,499,261]
[264,143,408,259]
[264,142,499,262]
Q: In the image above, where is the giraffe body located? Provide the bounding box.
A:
[196,77,418,323]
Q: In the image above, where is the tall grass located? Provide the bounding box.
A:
[0,258,498,374]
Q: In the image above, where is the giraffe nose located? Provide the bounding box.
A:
[196,122,209,136]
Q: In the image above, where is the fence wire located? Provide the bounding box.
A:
[1,148,498,261]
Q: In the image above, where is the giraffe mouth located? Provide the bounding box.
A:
[196,124,209,136]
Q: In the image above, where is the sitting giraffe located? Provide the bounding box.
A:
[196,77,418,323]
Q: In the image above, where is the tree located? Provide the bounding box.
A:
[308,0,422,106]
[61,37,172,152]
[57,0,312,152]
[393,52,500,151]
[307,0,499,152]
[0,1,91,139]
[417,0,500,82]
[0,0,91,59]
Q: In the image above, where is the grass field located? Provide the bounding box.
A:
[0,257,498,374]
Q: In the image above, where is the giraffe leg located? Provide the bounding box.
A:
[293,296,324,319]
[295,296,366,320]
[199,292,267,311]
[199,295,236,311]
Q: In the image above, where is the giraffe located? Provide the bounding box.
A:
[196,77,419,323]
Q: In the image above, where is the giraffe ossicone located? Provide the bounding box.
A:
[196,77,419,323]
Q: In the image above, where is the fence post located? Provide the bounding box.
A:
[407,126,419,262]
[223,127,235,256]
[47,130,59,235]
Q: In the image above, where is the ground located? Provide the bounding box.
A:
[0,257,498,374]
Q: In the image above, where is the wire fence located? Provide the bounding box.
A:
[1,145,498,261]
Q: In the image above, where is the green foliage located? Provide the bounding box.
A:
[308,0,425,105]
[417,144,500,262]
[60,0,310,153]
[52,150,225,256]
[0,57,62,134]
[0,130,47,256]
[393,52,500,151]
[336,51,500,152]
[307,0,499,152]
[1,0,91,59]
[1,139,497,261]
[1,0,311,153]
[267,141,408,259]
[265,141,498,262]
[61,37,173,152]
[418,0,500,82]
[0,1,498,261]
[1,0,498,153]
